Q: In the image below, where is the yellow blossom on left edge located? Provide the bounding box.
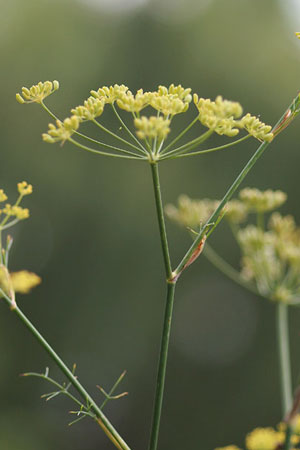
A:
[10,271,41,294]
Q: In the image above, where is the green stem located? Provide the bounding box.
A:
[162,134,250,160]
[160,116,199,154]
[91,119,146,154]
[148,282,176,450]
[1,292,131,450]
[150,163,172,279]
[112,104,147,153]
[174,94,299,278]
[276,302,293,416]
[148,162,177,450]
[68,138,144,160]
[161,129,213,159]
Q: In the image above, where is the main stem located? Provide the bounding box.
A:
[149,162,176,450]
[276,302,293,416]
[150,163,172,279]
[3,296,130,450]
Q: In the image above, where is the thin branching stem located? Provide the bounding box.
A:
[111,104,148,154]
[91,119,146,154]
[24,371,84,408]
[160,116,199,154]
[162,134,250,160]
[161,129,213,158]
[68,138,145,160]
[0,289,131,450]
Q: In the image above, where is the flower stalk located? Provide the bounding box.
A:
[277,302,293,416]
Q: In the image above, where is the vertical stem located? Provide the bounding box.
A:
[149,162,176,450]
[150,163,172,279]
[148,282,176,450]
[276,302,293,416]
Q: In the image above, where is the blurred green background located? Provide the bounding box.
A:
[1,0,300,448]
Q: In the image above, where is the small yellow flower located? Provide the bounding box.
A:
[10,271,41,294]
[239,113,273,142]
[0,189,8,202]
[43,116,80,144]
[134,116,171,141]
[3,204,30,220]
[71,97,105,121]
[157,84,192,103]
[17,181,33,196]
[151,95,189,116]
[16,80,59,104]
[117,89,153,113]
[90,84,129,104]
[194,95,243,136]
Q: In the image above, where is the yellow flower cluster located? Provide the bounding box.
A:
[17,80,275,153]
[2,204,29,220]
[0,182,32,223]
[194,95,243,137]
[0,266,41,298]
[157,84,192,103]
[239,113,273,142]
[16,80,59,104]
[239,188,287,213]
[18,181,33,196]
[42,116,79,144]
[10,270,41,294]
[90,84,130,104]
[134,116,171,141]
[71,97,105,121]
[117,89,153,113]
